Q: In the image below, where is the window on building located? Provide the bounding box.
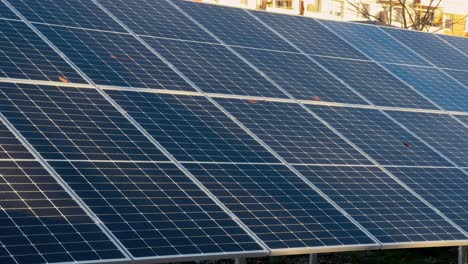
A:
[465,18,468,32]
[275,0,293,9]
[329,0,344,17]
[444,15,454,30]
[307,0,321,13]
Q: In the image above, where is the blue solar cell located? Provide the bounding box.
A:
[36,24,194,91]
[98,0,216,42]
[49,161,263,258]
[309,106,452,167]
[0,3,18,20]
[386,167,468,233]
[454,115,468,126]
[0,160,125,264]
[443,69,468,87]
[144,38,288,98]
[439,35,468,56]
[0,120,34,160]
[383,28,468,71]
[313,57,436,109]
[252,12,367,60]
[185,163,375,248]
[386,111,468,167]
[0,83,169,161]
[108,90,279,163]
[321,20,430,66]
[175,1,295,52]
[9,0,125,32]
[217,98,372,165]
[234,47,368,104]
[384,65,468,112]
[0,20,84,83]
[294,165,467,243]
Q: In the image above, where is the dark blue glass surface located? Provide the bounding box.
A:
[174,1,295,52]
[252,12,367,60]
[314,57,437,109]
[0,3,18,20]
[383,28,468,71]
[387,167,468,233]
[0,20,84,83]
[384,65,468,112]
[0,83,169,161]
[217,98,373,165]
[49,161,262,258]
[9,0,125,31]
[108,91,279,163]
[0,120,34,160]
[387,111,468,167]
[439,35,468,56]
[295,165,467,243]
[321,20,430,66]
[309,106,452,167]
[145,38,288,98]
[443,69,468,87]
[36,24,194,91]
[98,0,216,42]
[0,160,125,264]
[455,115,468,126]
[185,163,375,248]
[235,47,368,104]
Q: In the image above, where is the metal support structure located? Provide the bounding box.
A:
[460,246,468,264]
[235,258,247,264]
[309,253,318,264]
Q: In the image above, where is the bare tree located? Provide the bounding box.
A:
[346,0,467,32]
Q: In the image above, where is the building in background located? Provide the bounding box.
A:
[198,0,468,36]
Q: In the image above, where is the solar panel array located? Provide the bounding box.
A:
[0,0,467,263]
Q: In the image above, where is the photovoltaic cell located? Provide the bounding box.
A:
[49,161,263,258]
[8,0,125,32]
[0,121,34,160]
[217,98,372,165]
[454,115,468,126]
[0,20,84,83]
[0,83,169,161]
[309,106,452,167]
[320,20,429,66]
[386,111,468,167]
[0,160,125,264]
[0,3,18,20]
[383,28,468,71]
[144,38,288,98]
[234,47,368,104]
[386,167,468,233]
[294,165,466,243]
[98,0,216,43]
[108,91,279,163]
[36,24,194,91]
[439,35,468,56]
[443,69,468,87]
[185,163,375,249]
[253,12,367,60]
[313,57,436,109]
[384,64,468,112]
[175,0,295,52]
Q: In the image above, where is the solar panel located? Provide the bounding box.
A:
[454,115,468,126]
[0,83,169,161]
[35,24,194,91]
[217,98,373,165]
[175,0,295,52]
[320,20,430,66]
[386,167,468,233]
[144,37,289,98]
[251,12,368,60]
[0,120,34,160]
[0,160,126,264]
[313,57,437,109]
[49,160,264,258]
[438,35,468,56]
[443,69,468,86]
[0,20,84,83]
[0,3,18,20]
[234,47,368,104]
[185,163,375,249]
[308,105,452,167]
[386,111,468,167]
[294,165,467,243]
[8,0,125,32]
[98,0,216,43]
[384,64,468,112]
[383,28,468,71]
[107,90,279,163]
